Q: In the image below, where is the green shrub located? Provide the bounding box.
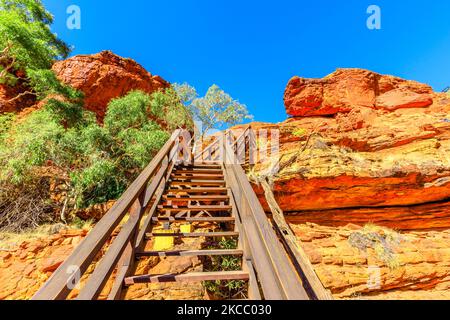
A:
[1,89,190,210]
[292,128,307,137]
[70,158,126,208]
[118,122,169,169]
[150,88,193,130]
[203,238,246,299]
[0,113,15,143]
[105,90,151,135]
[0,109,65,183]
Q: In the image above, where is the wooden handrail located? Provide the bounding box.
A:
[222,136,309,300]
[32,129,186,300]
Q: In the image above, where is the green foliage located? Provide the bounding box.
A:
[0,109,65,183]
[0,113,15,143]
[149,88,193,131]
[0,0,81,120]
[173,82,197,105]
[118,123,169,169]
[0,89,186,209]
[70,158,127,208]
[292,128,307,137]
[174,83,252,138]
[0,0,70,83]
[0,1,196,230]
[203,238,246,299]
[27,68,82,100]
[105,90,151,135]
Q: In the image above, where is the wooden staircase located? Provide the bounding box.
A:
[32,129,325,300]
[124,163,250,289]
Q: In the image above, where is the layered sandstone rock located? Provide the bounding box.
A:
[2,51,170,120]
[244,69,450,222]
[244,68,450,299]
[289,222,450,300]
[0,228,88,300]
[284,68,434,117]
[52,51,170,120]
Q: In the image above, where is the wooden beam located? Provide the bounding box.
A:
[223,140,309,300]
[171,175,225,180]
[158,205,232,212]
[125,271,249,285]
[174,169,223,174]
[166,187,228,194]
[163,195,229,201]
[152,217,235,223]
[146,231,239,238]
[136,249,244,257]
[170,181,226,187]
[259,179,334,300]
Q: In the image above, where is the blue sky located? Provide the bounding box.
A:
[43,0,450,123]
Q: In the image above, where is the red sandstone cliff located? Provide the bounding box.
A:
[242,69,450,229]
[1,51,169,119]
[241,69,450,299]
[52,51,170,120]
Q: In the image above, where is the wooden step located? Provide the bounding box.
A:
[125,271,249,285]
[158,205,232,212]
[170,180,226,187]
[146,231,239,238]
[163,195,229,201]
[166,187,228,194]
[152,217,235,223]
[136,249,244,258]
[182,164,222,169]
[171,175,225,180]
[174,169,223,174]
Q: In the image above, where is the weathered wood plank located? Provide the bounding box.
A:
[157,205,232,212]
[163,195,229,201]
[171,174,225,180]
[136,249,243,257]
[166,187,228,194]
[125,271,249,285]
[170,180,226,186]
[223,140,309,300]
[146,231,239,238]
[152,217,235,223]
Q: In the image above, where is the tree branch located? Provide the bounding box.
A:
[5,91,36,103]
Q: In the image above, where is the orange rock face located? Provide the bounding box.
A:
[243,68,450,299]
[284,69,433,117]
[245,69,450,221]
[52,51,170,121]
[0,229,88,300]
[289,223,450,299]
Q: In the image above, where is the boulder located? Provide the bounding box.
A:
[284,68,434,117]
[52,51,170,121]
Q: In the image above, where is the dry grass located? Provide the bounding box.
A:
[0,177,57,233]
[348,223,403,270]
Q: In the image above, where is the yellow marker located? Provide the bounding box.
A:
[180,223,193,233]
[153,229,174,251]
